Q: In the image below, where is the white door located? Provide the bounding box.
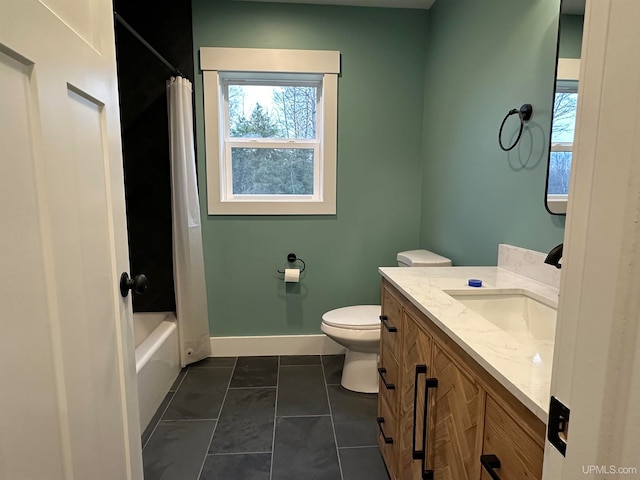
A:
[0,1,142,479]
[543,0,640,478]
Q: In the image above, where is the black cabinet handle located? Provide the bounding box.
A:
[421,375,439,480]
[376,417,394,444]
[412,364,427,460]
[379,315,397,333]
[377,367,395,390]
[480,454,502,480]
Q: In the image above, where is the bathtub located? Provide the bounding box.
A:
[134,312,181,431]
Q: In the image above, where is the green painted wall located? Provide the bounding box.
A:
[419,0,565,266]
[192,1,428,335]
[559,14,584,59]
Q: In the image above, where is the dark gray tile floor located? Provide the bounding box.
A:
[142,354,390,480]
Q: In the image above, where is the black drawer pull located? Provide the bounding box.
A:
[377,367,395,390]
[421,376,438,480]
[379,315,397,333]
[480,454,502,480]
[412,364,427,459]
[376,417,394,444]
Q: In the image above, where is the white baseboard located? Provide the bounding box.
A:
[209,334,345,357]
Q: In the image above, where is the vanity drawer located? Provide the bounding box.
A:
[481,396,543,480]
[378,354,399,413]
[377,393,397,478]
[381,284,403,361]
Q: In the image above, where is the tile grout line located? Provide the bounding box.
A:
[206,450,272,456]
[172,365,191,392]
[320,357,345,480]
[275,414,332,419]
[189,359,239,369]
[195,356,238,480]
[278,364,321,367]
[156,418,219,422]
[268,356,280,480]
[227,385,278,391]
[141,366,191,451]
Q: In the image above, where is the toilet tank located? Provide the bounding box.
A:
[397,249,452,267]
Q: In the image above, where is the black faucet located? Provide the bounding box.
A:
[544,243,563,269]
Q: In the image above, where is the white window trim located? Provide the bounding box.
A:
[547,194,569,214]
[201,47,340,215]
[547,58,581,214]
[556,57,580,82]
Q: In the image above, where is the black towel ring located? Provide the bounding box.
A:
[498,103,533,151]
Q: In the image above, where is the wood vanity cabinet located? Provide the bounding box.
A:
[378,280,545,480]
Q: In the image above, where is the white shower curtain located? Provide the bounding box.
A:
[167,76,211,366]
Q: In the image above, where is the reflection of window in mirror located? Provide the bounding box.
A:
[548,58,580,214]
[550,80,578,195]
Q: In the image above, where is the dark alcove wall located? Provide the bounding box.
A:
[113,0,195,311]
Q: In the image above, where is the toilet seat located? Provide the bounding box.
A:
[321,305,380,330]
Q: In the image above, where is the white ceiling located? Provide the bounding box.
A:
[238,0,437,9]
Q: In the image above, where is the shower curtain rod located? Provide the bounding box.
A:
[114,12,183,77]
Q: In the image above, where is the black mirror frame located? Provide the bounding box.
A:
[545,1,567,216]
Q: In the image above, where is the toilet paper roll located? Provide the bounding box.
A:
[284,268,300,283]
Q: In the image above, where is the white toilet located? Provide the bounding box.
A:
[321,250,451,393]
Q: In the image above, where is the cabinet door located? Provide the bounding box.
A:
[481,396,543,480]
[430,344,484,480]
[398,311,433,480]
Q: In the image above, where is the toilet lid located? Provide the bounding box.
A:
[322,305,381,330]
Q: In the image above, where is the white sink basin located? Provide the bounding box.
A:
[445,290,557,344]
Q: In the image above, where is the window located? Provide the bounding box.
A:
[549,80,578,195]
[547,58,580,214]
[222,75,320,197]
[201,48,340,215]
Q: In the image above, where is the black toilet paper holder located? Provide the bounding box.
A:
[277,253,306,274]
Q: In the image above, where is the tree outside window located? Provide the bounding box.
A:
[549,86,578,195]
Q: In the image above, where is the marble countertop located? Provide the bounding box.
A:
[378,266,558,423]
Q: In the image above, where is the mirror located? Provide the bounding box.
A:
[545,0,585,215]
